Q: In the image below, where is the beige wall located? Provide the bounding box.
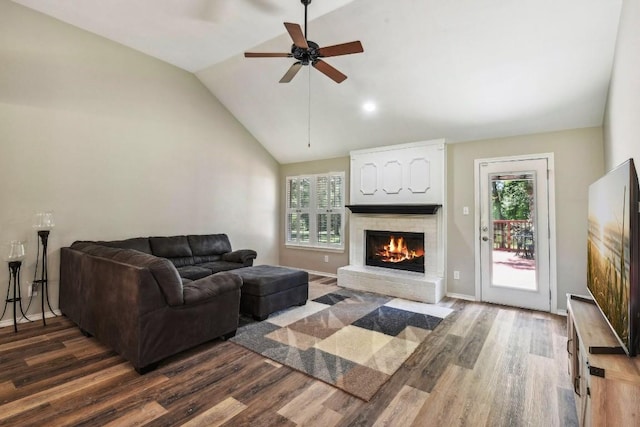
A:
[0,2,279,322]
[279,129,604,311]
[279,157,350,274]
[446,128,604,310]
[604,0,640,169]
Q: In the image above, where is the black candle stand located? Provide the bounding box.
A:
[2,261,30,333]
[33,230,56,325]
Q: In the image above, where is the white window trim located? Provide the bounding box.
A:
[285,172,345,250]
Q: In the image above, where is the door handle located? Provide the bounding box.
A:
[482,236,489,241]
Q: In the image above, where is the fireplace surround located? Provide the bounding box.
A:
[337,210,444,303]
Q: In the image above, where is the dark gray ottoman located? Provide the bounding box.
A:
[232,265,308,320]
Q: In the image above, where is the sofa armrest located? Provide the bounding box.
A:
[222,249,257,266]
[183,272,242,305]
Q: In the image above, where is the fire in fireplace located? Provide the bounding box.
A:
[365,230,425,273]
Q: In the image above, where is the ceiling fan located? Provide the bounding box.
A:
[244,0,364,83]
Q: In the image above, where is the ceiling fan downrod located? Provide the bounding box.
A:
[301,0,311,39]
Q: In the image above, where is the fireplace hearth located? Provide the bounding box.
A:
[366,230,425,273]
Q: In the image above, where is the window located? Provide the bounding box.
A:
[286,172,345,249]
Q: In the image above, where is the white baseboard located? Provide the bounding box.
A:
[446,292,477,301]
[306,269,337,278]
[444,293,568,316]
[261,264,337,279]
[0,309,62,330]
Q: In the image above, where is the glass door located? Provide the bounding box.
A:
[478,158,551,311]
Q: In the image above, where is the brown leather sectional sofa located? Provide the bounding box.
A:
[59,234,256,373]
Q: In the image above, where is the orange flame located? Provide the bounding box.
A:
[376,236,424,263]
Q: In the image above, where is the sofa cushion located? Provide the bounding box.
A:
[97,237,152,254]
[188,234,231,264]
[183,272,242,305]
[150,236,194,267]
[177,265,213,281]
[197,261,248,274]
[192,254,222,264]
[70,242,123,258]
[188,234,232,255]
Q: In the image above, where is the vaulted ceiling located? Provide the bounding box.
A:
[13,0,622,163]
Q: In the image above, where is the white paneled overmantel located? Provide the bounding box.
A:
[350,139,445,206]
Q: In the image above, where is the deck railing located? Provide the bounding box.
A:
[493,219,534,258]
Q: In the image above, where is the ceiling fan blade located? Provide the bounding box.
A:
[244,52,291,58]
[312,60,347,84]
[318,41,364,58]
[284,22,308,49]
[280,62,303,83]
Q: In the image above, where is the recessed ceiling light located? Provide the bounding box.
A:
[362,101,377,113]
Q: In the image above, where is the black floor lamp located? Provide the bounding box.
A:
[33,212,56,326]
[3,241,30,333]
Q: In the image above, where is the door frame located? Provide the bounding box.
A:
[473,153,558,313]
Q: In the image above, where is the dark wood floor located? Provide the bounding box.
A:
[0,276,577,426]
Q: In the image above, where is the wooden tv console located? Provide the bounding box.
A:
[567,294,640,426]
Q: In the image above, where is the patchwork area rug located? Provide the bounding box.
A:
[230,275,453,401]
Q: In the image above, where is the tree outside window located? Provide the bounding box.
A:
[286,173,345,249]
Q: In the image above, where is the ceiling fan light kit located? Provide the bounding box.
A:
[244,0,364,83]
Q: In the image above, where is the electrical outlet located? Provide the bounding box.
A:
[324,255,329,263]
[453,271,460,280]
[29,282,39,297]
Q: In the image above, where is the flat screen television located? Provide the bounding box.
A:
[587,159,640,356]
